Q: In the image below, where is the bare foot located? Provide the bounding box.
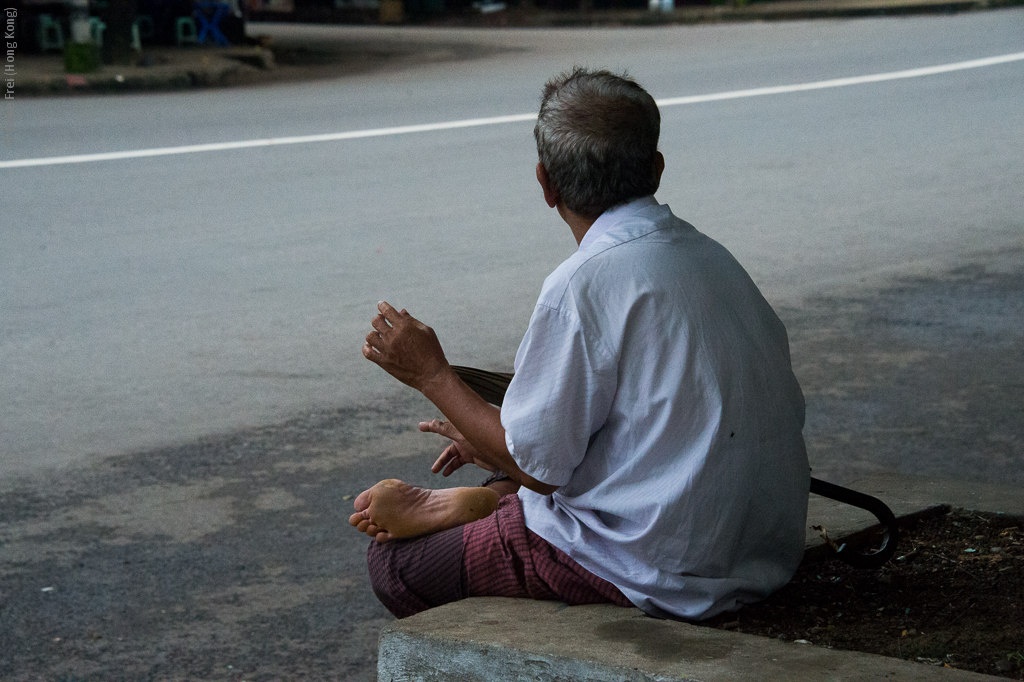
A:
[348,479,500,543]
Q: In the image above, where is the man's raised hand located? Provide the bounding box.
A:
[362,302,450,392]
[420,419,498,476]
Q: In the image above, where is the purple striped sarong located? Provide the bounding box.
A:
[366,492,631,619]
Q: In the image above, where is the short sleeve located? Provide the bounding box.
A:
[500,303,617,487]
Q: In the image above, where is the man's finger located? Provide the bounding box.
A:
[371,314,391,334]
[419,419,447,436]
[362,342,382,362]
[377,301,402,324]
[431,447,448,472]
[431,444,456,473]
[365,331,384,349]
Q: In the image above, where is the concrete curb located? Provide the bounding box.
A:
[664,0,1023,23]
[379,599,1000,681]
[446,0,1023,27]
[11,46,274,96]
[378,473,1024,681]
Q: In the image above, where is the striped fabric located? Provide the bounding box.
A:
[366,492,631,619]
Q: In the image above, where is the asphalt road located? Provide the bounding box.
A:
[1,12,1022,681]
[3,13,1023,476]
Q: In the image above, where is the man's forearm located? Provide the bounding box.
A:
[421,369,558,496]
[359,301,556,495]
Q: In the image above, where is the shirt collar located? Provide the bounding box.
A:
[579,195,660,251]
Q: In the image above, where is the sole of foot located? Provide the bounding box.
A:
[349,479,500,543]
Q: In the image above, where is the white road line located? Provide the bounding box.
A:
[2,51,1022,170]
[655,51,1024,106]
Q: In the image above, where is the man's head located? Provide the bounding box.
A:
[534,68,663,220]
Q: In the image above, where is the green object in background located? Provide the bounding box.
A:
[65,42,101,73]
[37,14,66,51]
[175,17,198,45]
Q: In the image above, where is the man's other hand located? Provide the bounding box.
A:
[363,302,450,392]
[420,419,498,476]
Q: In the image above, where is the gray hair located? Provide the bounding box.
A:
[534,68,661,219]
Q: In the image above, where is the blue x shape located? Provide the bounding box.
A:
[194,1,231,46]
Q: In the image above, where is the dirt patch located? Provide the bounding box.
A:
[708,509,1024,679]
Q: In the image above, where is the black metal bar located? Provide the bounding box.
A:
[809,477,899,569]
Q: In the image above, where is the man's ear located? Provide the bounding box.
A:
[536,162,560,209]
[653,152,666,190]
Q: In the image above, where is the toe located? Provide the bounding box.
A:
[375,530,392,543]
[349,511,366,527]
[353,488,373,512]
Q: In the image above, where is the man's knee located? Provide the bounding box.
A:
[365,529,466,619]
[366,540,406,616]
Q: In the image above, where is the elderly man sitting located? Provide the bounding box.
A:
[350,68,809,622]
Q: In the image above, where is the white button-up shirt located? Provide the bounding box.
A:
[501,196,809,620]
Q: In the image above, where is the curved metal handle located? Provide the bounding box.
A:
[810,477,899,569]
